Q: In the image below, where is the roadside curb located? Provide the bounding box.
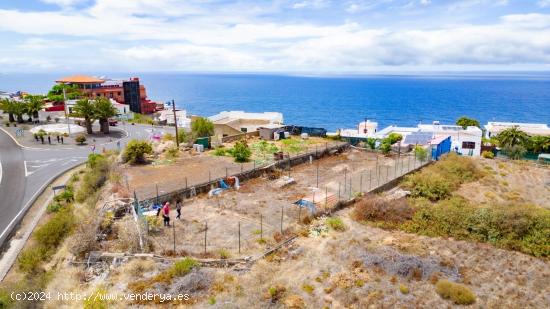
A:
[0,161,85,282]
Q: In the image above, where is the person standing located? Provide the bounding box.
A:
[176,200,182,220]
[162,202,171,227]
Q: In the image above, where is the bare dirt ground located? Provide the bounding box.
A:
[119,150,405,257]
[200,210,550,308]
[457,159,550,208]
[123,138,345,200]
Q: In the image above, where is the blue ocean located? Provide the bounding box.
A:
[1,73,549,131]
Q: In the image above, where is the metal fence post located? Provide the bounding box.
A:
[260,214,263,241]
[173,220,176,253]
[360,173,363,193]
[280,205,284,234]
[204,221,207,254]
[238,222,241,254]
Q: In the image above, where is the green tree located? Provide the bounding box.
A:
[47,84,81,102]
[232,139,252,162]
[72,99,97,134]
[0,98,16,122]
[527,135,550,153]
[24,95,45,122]
[387,133,403,144]
[94,97,118,134]
[456,116,480,129]
[123,140,153,164]
[191,117,214,138]
[496,127,529,148]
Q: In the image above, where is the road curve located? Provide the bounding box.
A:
[0,129,26,246]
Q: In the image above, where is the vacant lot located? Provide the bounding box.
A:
[115,149,412,257]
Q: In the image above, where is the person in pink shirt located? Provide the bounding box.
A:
[162,202,171,227]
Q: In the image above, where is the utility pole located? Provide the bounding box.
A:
[172,99,179,147]
[62,85,71,135]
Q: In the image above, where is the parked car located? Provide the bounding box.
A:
[108,118,118,126]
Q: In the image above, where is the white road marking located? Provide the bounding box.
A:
[0,159,3,186]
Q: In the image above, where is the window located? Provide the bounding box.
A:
[240,128,248,133]
[462,141,476,149]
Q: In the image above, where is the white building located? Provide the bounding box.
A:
[157,109,192,130]
[484,122,550,138]
[334,119,379,138]
[417,123,483,157]
[338,120,483,156]
[208,111,284,136]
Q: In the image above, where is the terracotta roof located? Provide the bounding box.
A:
[56,75,105,84]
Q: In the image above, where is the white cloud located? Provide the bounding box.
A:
[292,0,330,9]
[40,0,87,7]
[0,1,549,72]
[538,0,550,8]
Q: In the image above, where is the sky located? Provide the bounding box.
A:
[0,0,549,73]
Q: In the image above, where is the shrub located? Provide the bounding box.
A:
[34,207,75,250]
[213,147,227,156]
[83,287,110,309]
[405,172,451,201]
[54,189,74,204]
[177,130,189,144]
[166,147,179,159]
[352,196,414,225]
[18,246,47,274]
[379,140,392,155]
[191,117,214,138]
[207,296,216,305]
[170,257,199,277]
[0,289,12,308]
[455,116,480,129]
[232,139,252,162]
[46,202,63,213]
[481,151,494,159]
[414,145,428,161]
[301,284,315,294]
[403,199,550,257]
[162,133,174,141]
[218,249,230,259]
[399,284,409,294]
[404,153,481,201]
[502,145,526,160]
[123,139,153,164]
[435,279,476,305]
[325,217,346,231]
[75,134,87,145]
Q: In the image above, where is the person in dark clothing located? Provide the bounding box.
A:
[48,135,51,144]
[176,200,182,219]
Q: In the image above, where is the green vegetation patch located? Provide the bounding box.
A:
[435,279,476,305]
[404,153,482,201]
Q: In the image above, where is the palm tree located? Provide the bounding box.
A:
[24,95,45,123]
[0,98,16,123]
[72,99,96,134]
[496,127,529,148]
[528,135,550,153]
[94,97,117,134]
[11,101,26,123]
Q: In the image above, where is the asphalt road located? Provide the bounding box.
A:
[0,129,26,245]
[0,123,176,247]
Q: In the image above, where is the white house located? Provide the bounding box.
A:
[418,123,483,157]
[484,122,550,138]
[341,120,483,156]
[208,111,284,136]
[157,109,192,130]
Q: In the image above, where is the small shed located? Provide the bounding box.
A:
[430,135,452,160]
[259,124,284,140]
